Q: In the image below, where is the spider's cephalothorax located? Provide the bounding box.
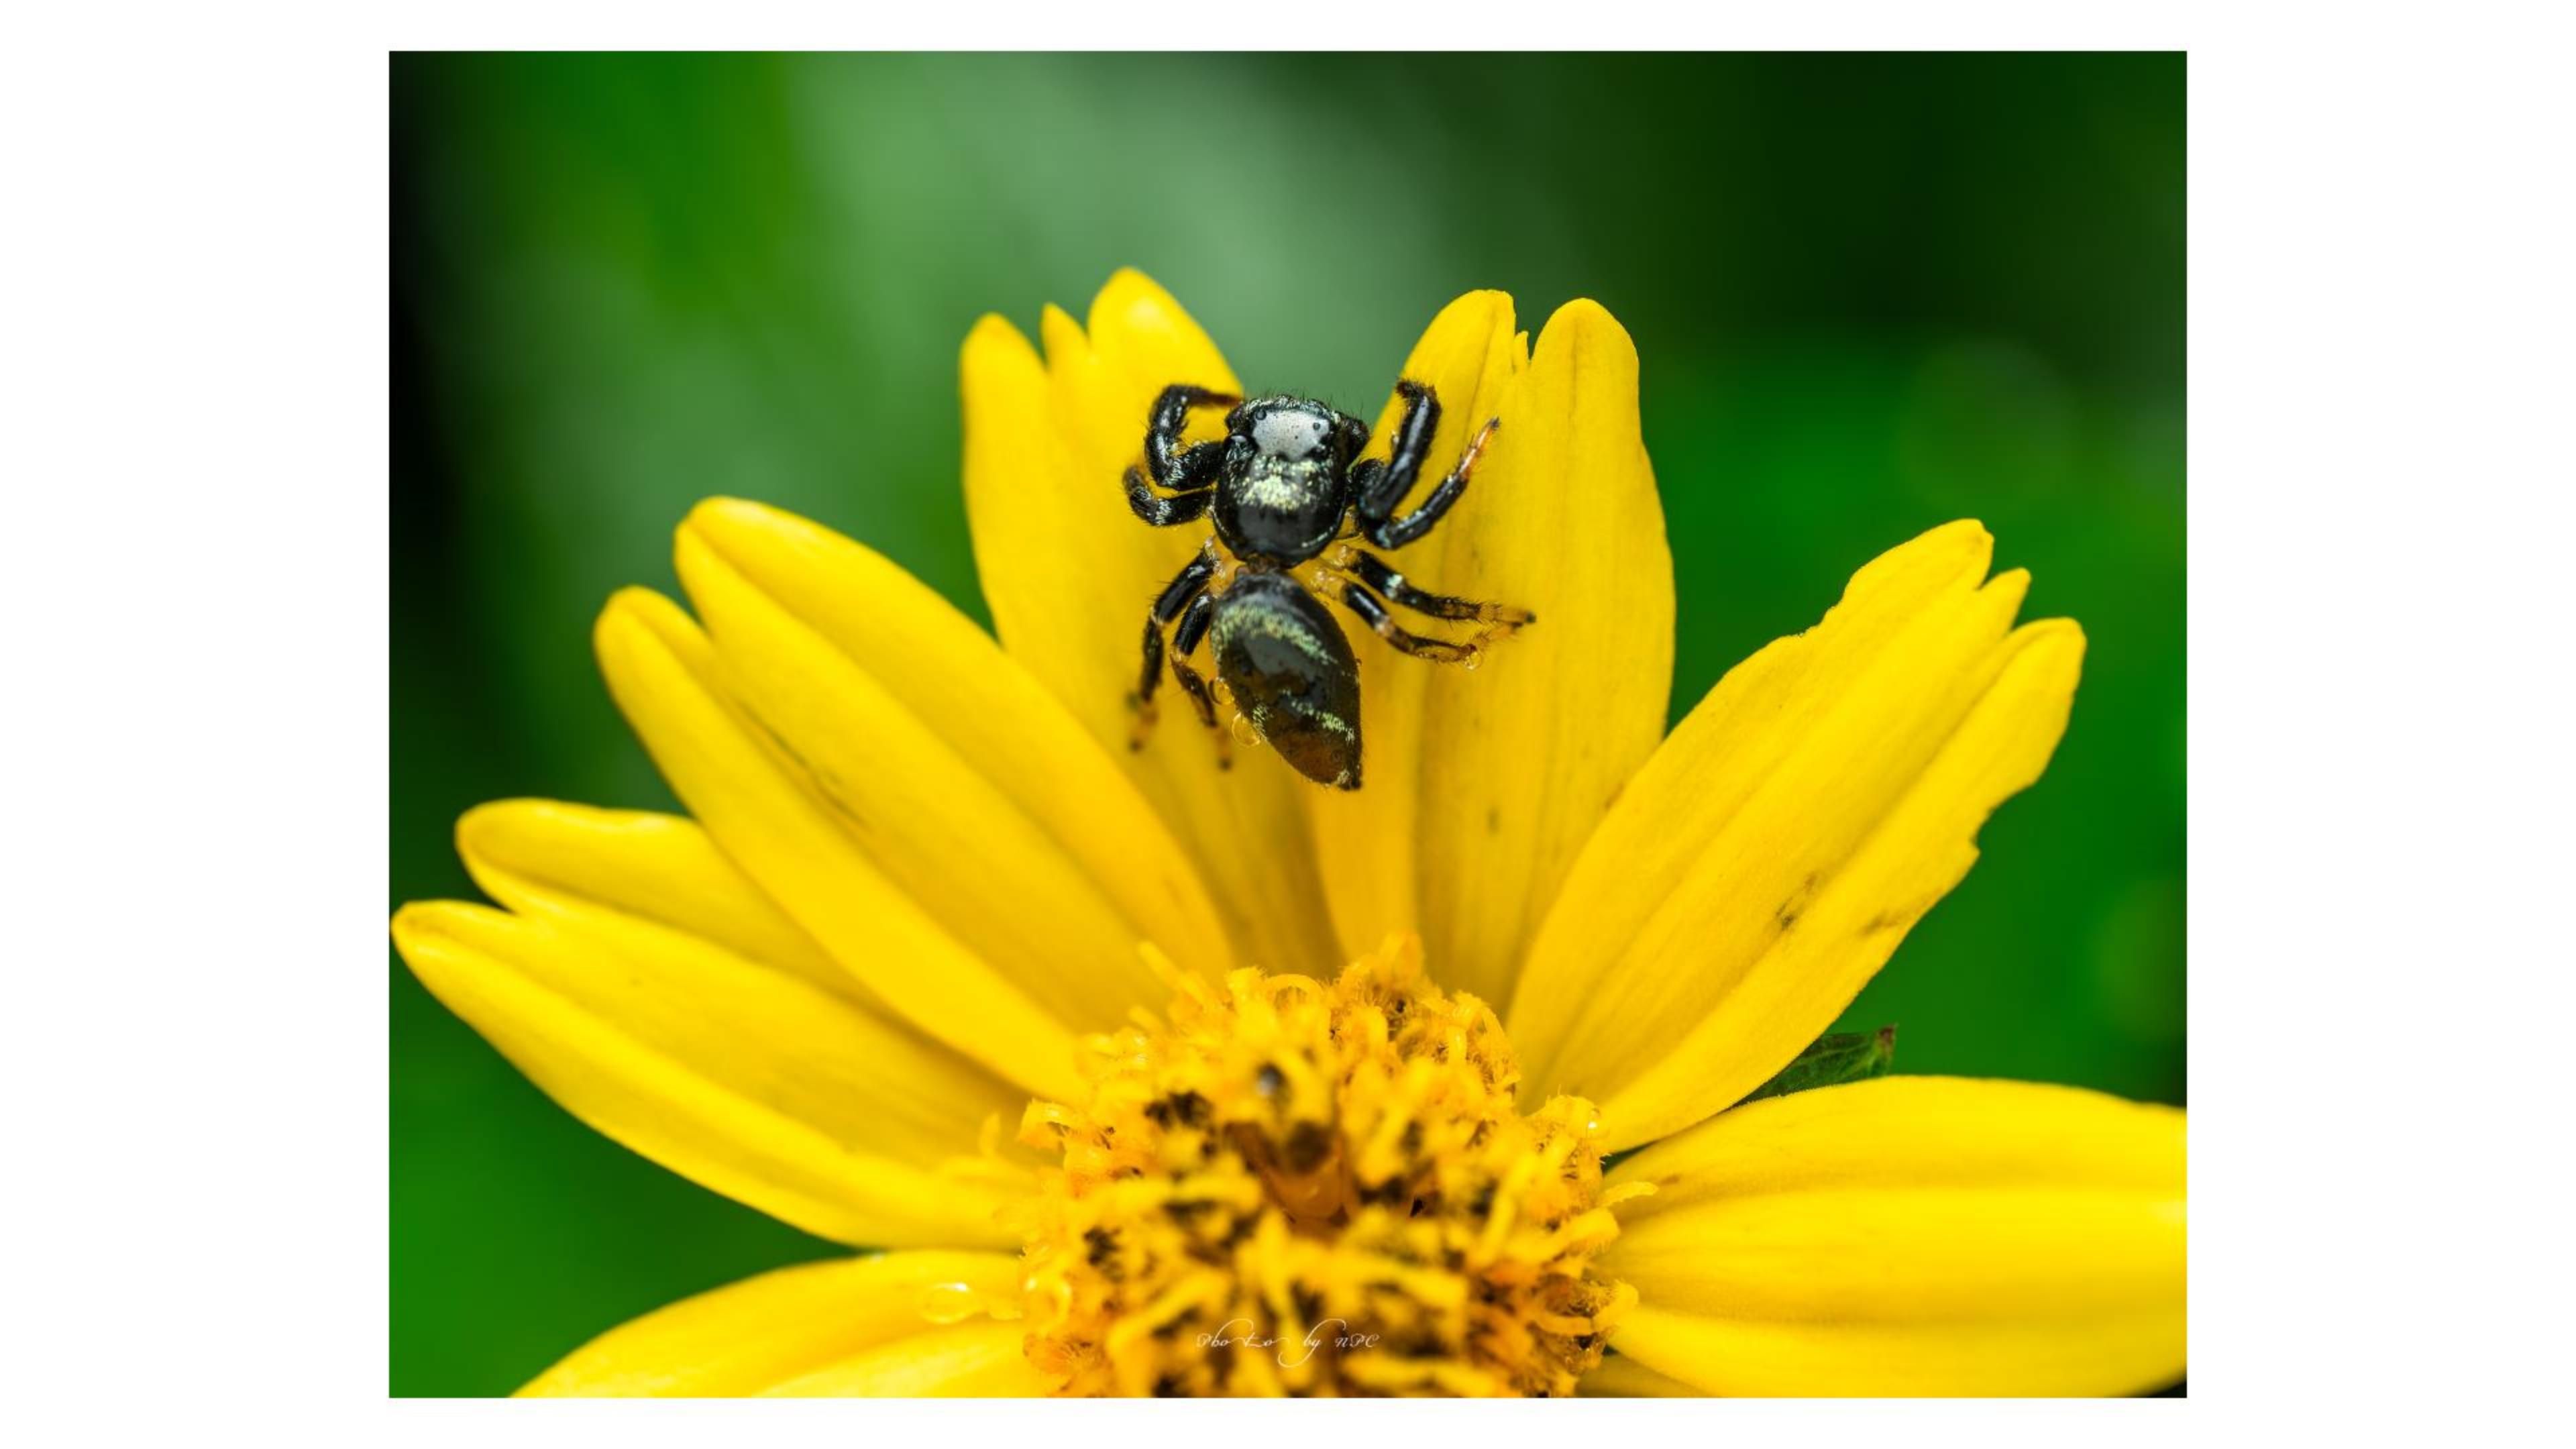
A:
[1122,381,1534,790]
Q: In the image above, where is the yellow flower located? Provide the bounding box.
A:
[391,270,2185,1397]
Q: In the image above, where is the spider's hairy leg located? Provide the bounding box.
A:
[1169,594,1218,726]
[1360,415,1499,551]
[1130,614,1167,747]
[1130,548,1218,748]
[1346,548,1535,637]
[1334,579,1481,665]
[1352,378,1440,525]
[1144,384,1240,486]
[1167,591,1233,770]
[1126,462,1215,526]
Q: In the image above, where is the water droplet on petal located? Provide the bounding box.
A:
[916,1282,983,1324]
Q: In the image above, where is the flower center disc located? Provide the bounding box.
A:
[1012,936,1643,1396]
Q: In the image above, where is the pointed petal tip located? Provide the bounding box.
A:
[1837,519,1998,608]
[674,498,779,571]
[678,496,845,571]
[453,798,645,879]
[682,495,763,531]
[1519,297,1642,412]
[451,797,527,862]
[1430,287,1518,329]
[1544,294,1618,326]
[1078,270,1235,391]
[596,584,685,638]
[963,315,1049,427]
[1399,290,1523,384]
[1036,301,1085,360]
[2012,618,2091,710]
[961,310,1040,373]
[598,583,665,619]
[592,587,708,691]
[592,589,645,654]
[389,898,488,956]
[388,898,437,944]
[1534,297,1638,356]
[1090,266,1177,319]
[965,309,1027,345]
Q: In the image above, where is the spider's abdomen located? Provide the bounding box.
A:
[1209,571,1362,791]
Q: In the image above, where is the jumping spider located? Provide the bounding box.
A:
[1123,380,1534,790]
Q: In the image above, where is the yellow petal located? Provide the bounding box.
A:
[1578,1354,1706,1397]
[1303,290,1528,963]
[760,1321,1049,1397]
[1508,521,2084,1150]
[1600,1077,2184,1397]
[1405,300,1673,1010]
[455,798,871,1009]
[451,800,1033,1158]
[592,586,1081,1100]
[519,1251,1038,1397]
[961,272,1341,976]
[391,900,1026,1249]
[674,498,1229,1012]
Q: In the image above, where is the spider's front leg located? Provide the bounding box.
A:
[1146,385,1240,483]
[1358,409,1501,551]
[1349,378,1440,527]
[1126,384,1238,527]
[1130,547,1218,748]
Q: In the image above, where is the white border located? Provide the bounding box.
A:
[7,4,2570,1441]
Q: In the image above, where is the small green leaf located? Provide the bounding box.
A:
[1740,1026,1897,1104]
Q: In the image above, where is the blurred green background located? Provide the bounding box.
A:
[392,52,2183,1396]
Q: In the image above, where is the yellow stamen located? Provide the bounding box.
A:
[1006,934,1639,1397]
